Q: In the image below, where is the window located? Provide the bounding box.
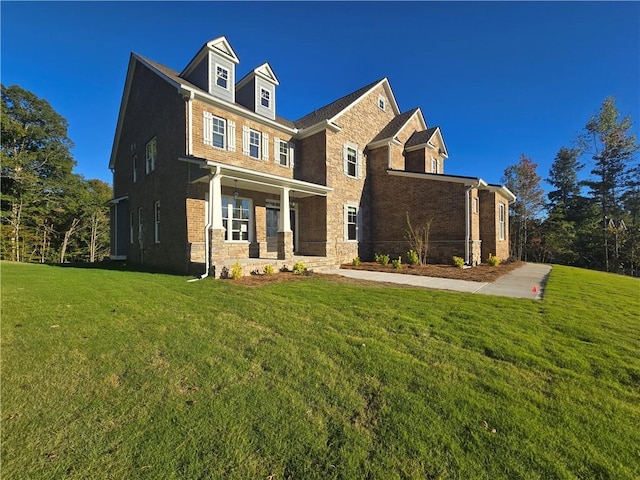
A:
[249,129,261,159]
[222,196,251,241]
[378,95,386,111]
[138,207,144,246]
[499,203,506,240]
[345,205,358,241]
[431,158,438,174]
[129,210,134,244]
[132,155,137,183]
[154,201,160,243]
[345,145,358,177]
[473,197,479,214]
[212,116,226,149]
[216,65,229,89]
[145,137,157,174]
[278,140,289,167]
[260,88,270,108]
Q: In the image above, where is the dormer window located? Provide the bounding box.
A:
[216,65,229,89]
[260,88,271,108]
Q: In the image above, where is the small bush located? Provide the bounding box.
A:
[487,253,501,267]
[375,253,390,266]
[406,249,420,266]
[263,264,275,276]
[452,256,465,269]
[392,257,402,269]
[353,256,361,267]
[230,262,243,280]
[292,261,307,275]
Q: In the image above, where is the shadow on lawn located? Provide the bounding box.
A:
[49,259,192,277]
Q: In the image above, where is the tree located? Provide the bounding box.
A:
[502,154,545,261]
[581,97,639,271]
[1,84,75,262]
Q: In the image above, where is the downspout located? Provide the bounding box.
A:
[188,166,218,282]
[181,89,194,156]
[465,179,483,266]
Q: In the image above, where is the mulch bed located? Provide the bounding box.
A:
[229,260,524,287]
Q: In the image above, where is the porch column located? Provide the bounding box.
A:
[277,187,293,260]
[209,170,226,277]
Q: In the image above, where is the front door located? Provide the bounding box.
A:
[266,202,296,254]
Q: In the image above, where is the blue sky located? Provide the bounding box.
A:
[2,1,639,189]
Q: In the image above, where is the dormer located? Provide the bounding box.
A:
[180,36,240,103]
[404,127,449,174]
[236,63,279,120]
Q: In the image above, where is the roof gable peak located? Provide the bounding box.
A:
[206,36,240,64]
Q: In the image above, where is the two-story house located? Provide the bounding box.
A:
[109,36,514,276]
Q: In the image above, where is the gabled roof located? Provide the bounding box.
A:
[236,62,280,89]
[405,126,449,158]
[369,108,426,145]
[294,77,400,130]
[181,36,240,77]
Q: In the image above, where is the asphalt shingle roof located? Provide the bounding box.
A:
[405,127,439,148]
[370,108,421,143]
[293,78,385,129]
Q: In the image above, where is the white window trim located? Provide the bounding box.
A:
[275,137,290,167]
[222,196,253,242]
[378,94,386,111]
[215,64,230,91]
[431,157,438,174]
[499,203,506,240]
[248,128,261,159]
[473,197,479,214]
[344,204,360,242]
[343,143,361,179]
[203,112,226,150]
[145,137,157,174]
[154,201,160,244]
[260,88,271,109]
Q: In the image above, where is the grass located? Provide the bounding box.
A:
[1,261,639,479]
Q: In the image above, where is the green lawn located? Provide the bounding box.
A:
[1,262,639,479]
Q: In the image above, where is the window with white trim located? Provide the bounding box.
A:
[431,158,438,174]
[216,65,229,89]
[260,88,270,108]
[473,197,479,214]
[278,139,289,166]
[211,116,226,149]
[378,95,386,111]
[345,205,359,241]
[129,210,134,244]
[154,201,160,243]
[499,203,506,240]
[222,196,251,241]
[145,137,157,174]
[249,129,261,159]
[132,155,137,183]
[344,144,360,178]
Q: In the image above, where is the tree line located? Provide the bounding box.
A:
[1,84,111,264]
[503,97,639,276]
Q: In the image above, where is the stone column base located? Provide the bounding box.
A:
[209,228,226,278]
[277,231,293,260]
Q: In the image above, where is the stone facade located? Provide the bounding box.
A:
[109,38,513,275]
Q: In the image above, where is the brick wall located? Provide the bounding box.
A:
[479,190,510,261]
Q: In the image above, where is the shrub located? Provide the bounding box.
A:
[353,256,361,267]
[406,249,420,266]
[230,262,243,280]
[452,256,465,269]
[292,261,307,275]
[375,253,390,266]
[263,264,275,276]
[487,253,501,267]
[392,257,402,269]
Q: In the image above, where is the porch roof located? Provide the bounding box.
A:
[179,156,333,198]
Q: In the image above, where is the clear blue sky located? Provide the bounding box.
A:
[2,1,639,189]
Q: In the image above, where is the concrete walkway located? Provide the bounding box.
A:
[324,263,552,300]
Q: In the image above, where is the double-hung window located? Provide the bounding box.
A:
[431,158,438,174]
[145,137,157,174]
[212,116,225,149]
[345,205,359,241]
[154,201,160,243]
[278,140,289,166]
[216,65,229,89]
[344,145,358,178]
[499,203,506,240]
[249,129,261,159]
[260,88,270,108]
[222,196,251,241]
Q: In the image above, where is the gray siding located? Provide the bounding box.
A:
[184,58,208,92]
[208,53,235,103]
[236,77,256,111]
[255,77,275,120]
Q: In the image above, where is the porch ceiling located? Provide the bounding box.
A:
[180,157,332,198]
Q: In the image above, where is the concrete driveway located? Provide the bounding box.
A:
[324,263,552,300]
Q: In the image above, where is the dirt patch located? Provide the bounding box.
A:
[340,261,524,283]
